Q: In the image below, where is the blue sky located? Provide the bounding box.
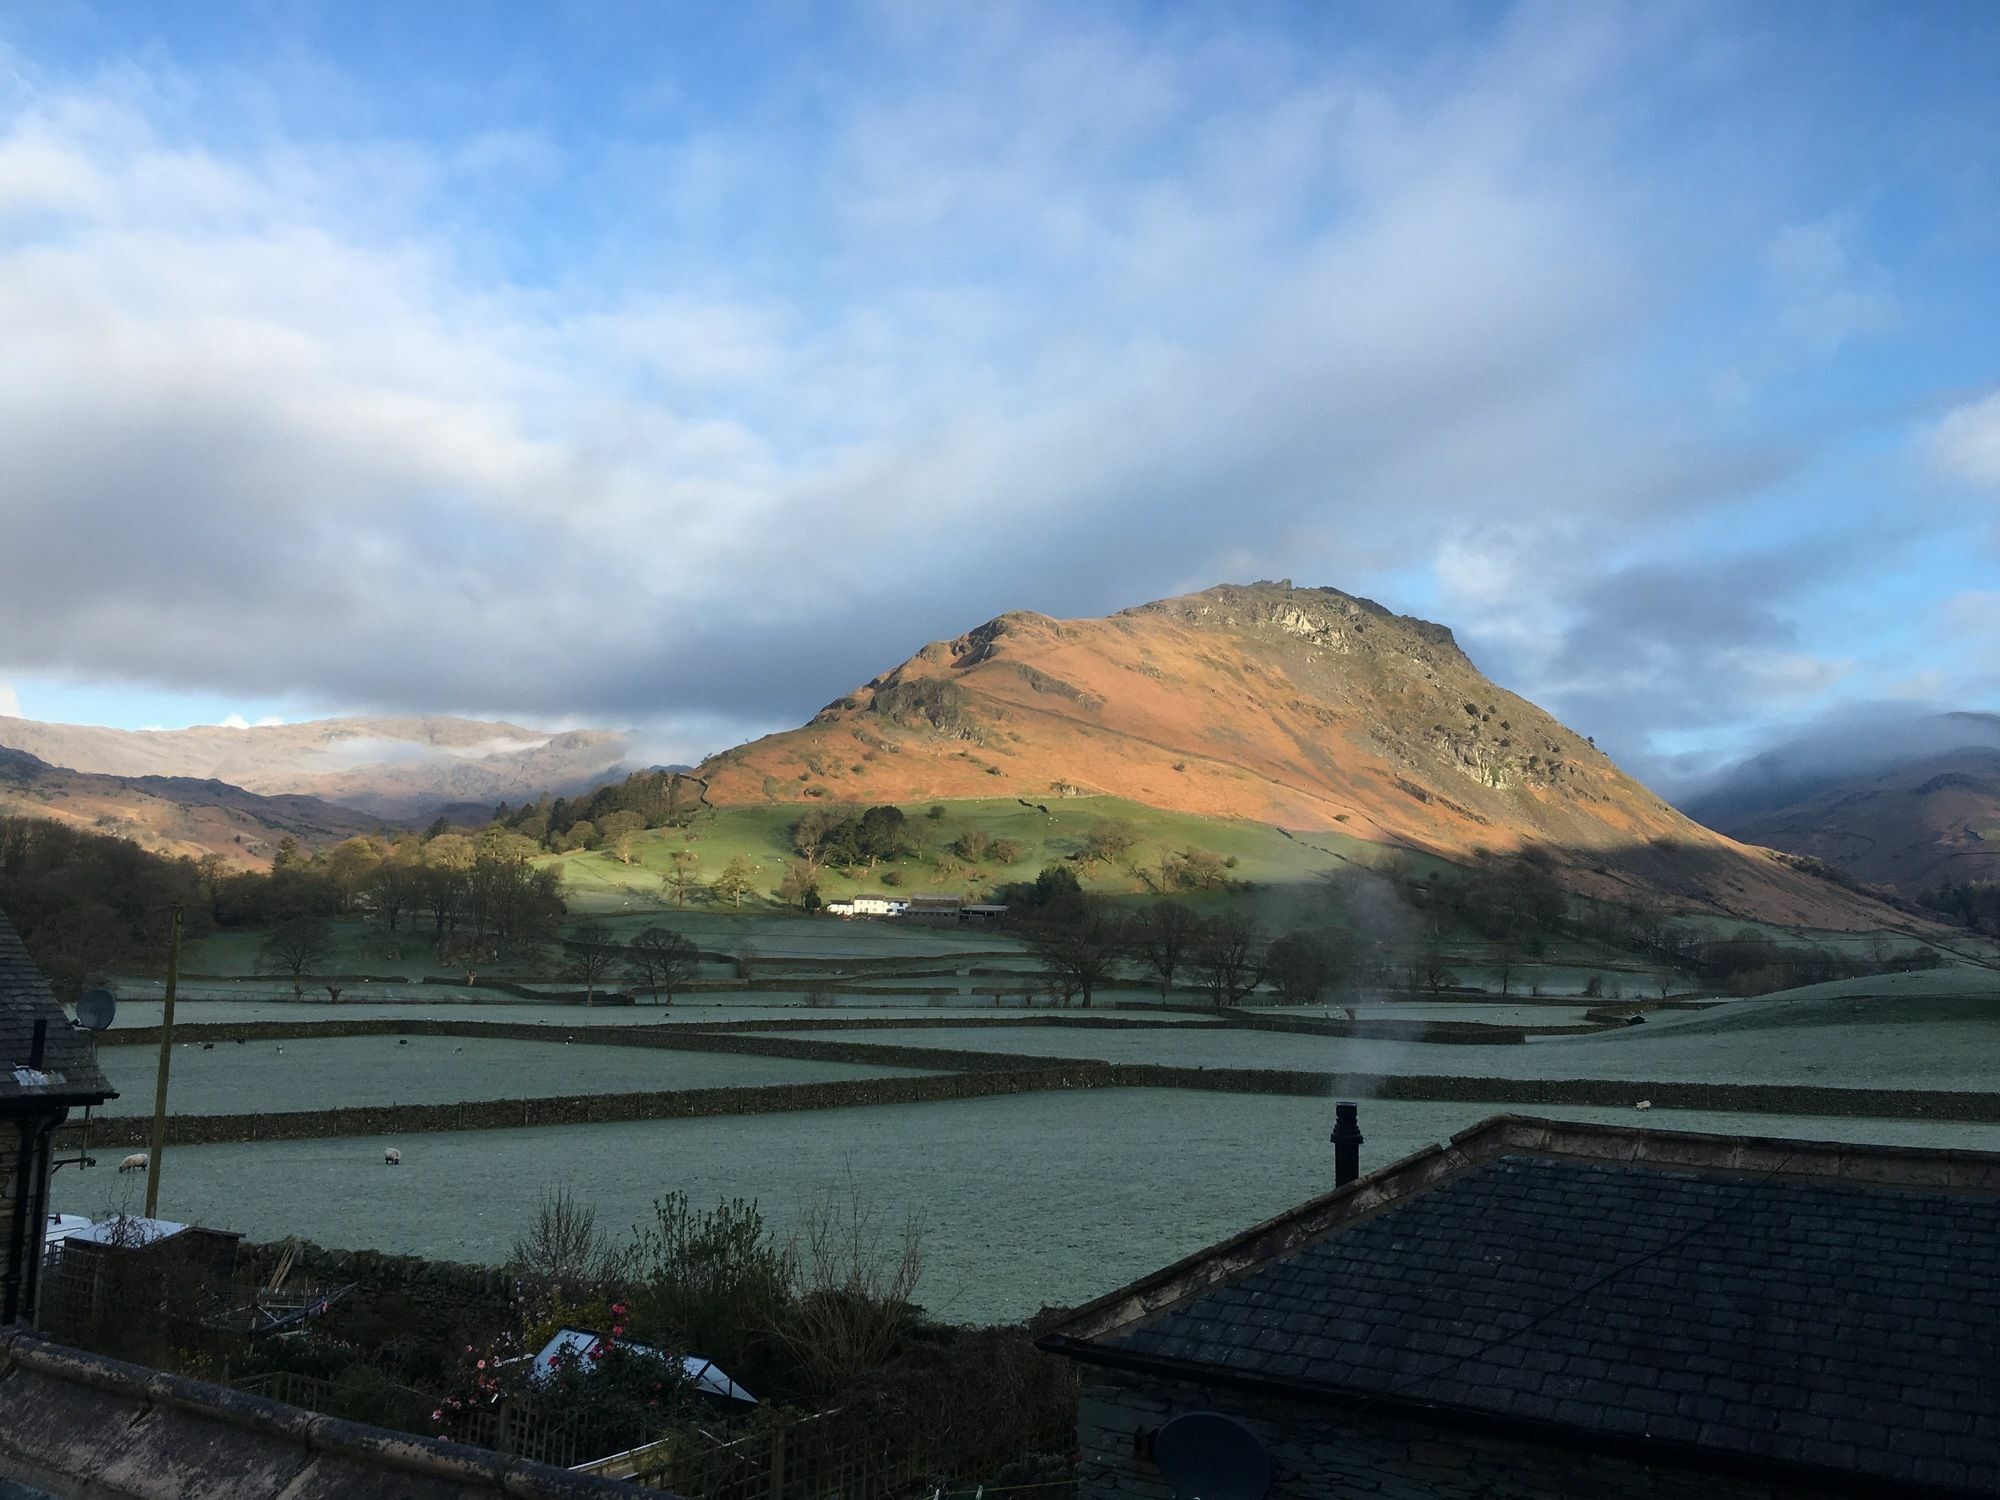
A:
[1,1,1996,789]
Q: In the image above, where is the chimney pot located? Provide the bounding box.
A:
[1331,1100,1364,1188]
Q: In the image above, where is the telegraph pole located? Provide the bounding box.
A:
[144,904,182,1219]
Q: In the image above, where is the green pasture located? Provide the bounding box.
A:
[548,795,1377,917]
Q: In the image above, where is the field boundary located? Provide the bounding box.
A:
[62,1055,2000,1150]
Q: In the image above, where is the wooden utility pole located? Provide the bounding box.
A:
[143,904,182,1219]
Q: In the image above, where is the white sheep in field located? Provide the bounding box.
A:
[383,1147,402,1166]
[1635,1100,1653,1111]
[118,1153,148,1173]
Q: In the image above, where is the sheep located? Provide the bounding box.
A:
[383,1147,402,1166]
[1635,1100,1653,1111]
[118,1153,148,1173]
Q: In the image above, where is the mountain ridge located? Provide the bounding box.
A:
[0,713,635,819]
[1688,715,2000,896]
[0,746,389,868]
[697,580,1907,930]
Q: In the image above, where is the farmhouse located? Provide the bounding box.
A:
[1,913,114,1329]
[826,894,906,919]
[1039,1113,2000,1500]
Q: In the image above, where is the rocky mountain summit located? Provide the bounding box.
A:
[701,581,1902,928]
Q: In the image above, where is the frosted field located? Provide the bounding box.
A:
[764,995,2000,1089]
[91,1035,932,1117]
[56,1089,2000,1325]
[100,997,1199,1030]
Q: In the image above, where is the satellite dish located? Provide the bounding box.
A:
[74,988,117,1033]
[1155,1412,1273,1500]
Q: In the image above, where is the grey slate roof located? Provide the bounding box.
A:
[0,911,115,1107]
[0,1328,658,1498]
[1052,1117,2000,1495]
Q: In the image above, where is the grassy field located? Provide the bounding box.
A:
[155,795,1990,994]
[553,794,1392,916]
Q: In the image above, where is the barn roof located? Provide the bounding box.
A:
[0,911,114,1109]
[1041,1114,2000,1497]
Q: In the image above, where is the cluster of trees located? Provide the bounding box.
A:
[0,816,213,998]
[1669,927,1941,997]
[1010,888,1343,1008]
[487,770,708,853]
[559,923,702,1003]
[1917,879,2000,936]
[791,805,915,870]
[0,811,578,999]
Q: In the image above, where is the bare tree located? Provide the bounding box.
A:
[1187,914,1264,1006]
[1019,907,1124,1007]
[1265,932,1333,1005]
[660,848,702,908]
[776,860,822,911]
[564,924,621,1004]
[627,924,699,1005]
[1131,900,1200,998]
[771,1176,925,1397]
[257,918,334,999]
[511,1186,614,1295]
[1079,818,1138,868]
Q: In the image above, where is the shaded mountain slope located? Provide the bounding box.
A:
[698,581,1904,928]
[1690,724,2000,897]
[0,747,387,869]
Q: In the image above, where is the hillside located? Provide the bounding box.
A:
[0,747,388,869]
[696,581,1906,929]
[0,714,633,818]
[1688,717,2000,896]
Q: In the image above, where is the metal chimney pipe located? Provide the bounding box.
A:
[1331,1100,1363,1188]
[29,1019,46,1070]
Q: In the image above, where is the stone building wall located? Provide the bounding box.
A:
[1077,1373,1840,1500]
[0,1124,19,1319]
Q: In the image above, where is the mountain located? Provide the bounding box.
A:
[697,581,1906,929]
[1686,713,2000,896]
[0,747,388,869]
[0,714,634,819]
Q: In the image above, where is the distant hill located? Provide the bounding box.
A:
[1686,713,2000,896]
[0,746,389,869]
[697,580,1906,929]
[0,714,634,819]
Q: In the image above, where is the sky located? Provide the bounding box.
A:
[1,1,1997,792]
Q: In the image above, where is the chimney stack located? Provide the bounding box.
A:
[29,1018,47,1069]
[1331,1100,1363,1188]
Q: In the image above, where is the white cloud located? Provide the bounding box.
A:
[1765,218,1897,355]
[254,715,285,727]
[0,681,20,718]
[0,5,1966,773]
[218,713,250,729]
[1929,392,2000,489]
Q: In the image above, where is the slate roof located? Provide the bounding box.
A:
[0,911,115,1107]
[1044,1115,2000,1496]
[0,1328,657,1498]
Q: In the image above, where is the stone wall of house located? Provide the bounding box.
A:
[1077,1373,1838,1500]
[0,1124,20,1320]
